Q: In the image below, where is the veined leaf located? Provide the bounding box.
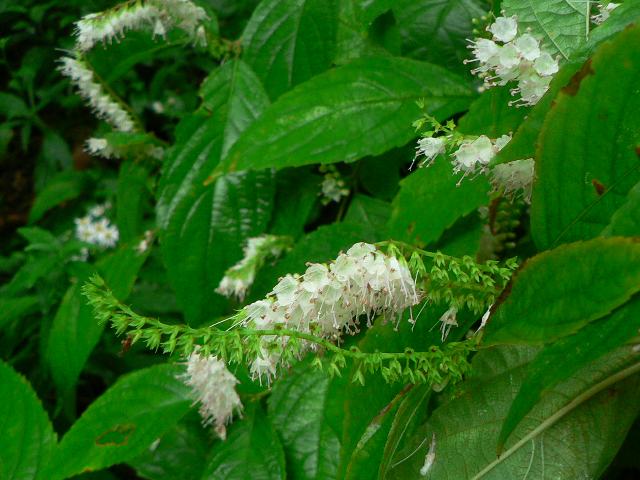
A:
[502,0,587,60]
[0,361,56,480]
[202,403,285,480]
[128,412,211,480]
[531,24,640,249]
[498,298,640,450]
[46,364,192,479]
[483,237,640,345]
[157,60,275,325]
[241,0,338,99]
[393,0,488,74]
[388,346,640,479]
[387,160,489,247]
[216,56,474,175]
[268,360,343,480]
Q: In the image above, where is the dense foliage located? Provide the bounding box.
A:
[1,0,639,479]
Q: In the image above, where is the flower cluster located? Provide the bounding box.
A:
[490,158,535,203]
[59,56,135,132]
[466,15,559,106]
[74,203,119,248]
[242,243,420,380]
[216,235,291,301]
[183,350,242,440]
[74,0,208,52]
[452,134,511,178]
[319,165,349,204]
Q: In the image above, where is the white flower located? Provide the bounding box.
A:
[490,158,535,202]
[438,306,458,342]
[467,16,559,106]
[321,174,349,204]
[452,135,494,174]
[74,0,209,52]
[488,16,518,43]
[533,52,559,77]
[59,56,135,132]
[74,205,119,249]
[514,34,540,61]
[416,137,446,166]
[592,3,619,25]
[242,243,420,382]
[183,351,242,439]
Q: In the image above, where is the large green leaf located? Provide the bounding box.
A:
[46,364,192,480]
[128,412,211,480]
[0,295,40,329]
[28,170,89,223]
[157,60,275,324]
[498,298,640,451]
[387,160,489,247]
[202,403,285,480]
[502,0,587,60]
[47,241,149,400]
[267,360,344,480]
[483,237,640,345]
[379,385,431,479]
[339,306,477,479]
[241,0,338,99]
[0,361,56,480]
[388,346,640,479]
[216,56,474,174]
[393,0,488,74]
[530,25,640,249]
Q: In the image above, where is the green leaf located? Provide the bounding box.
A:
[531,25,640,249]
[157,60,274,324]
[0,295,40,329]
[387,161,489,246]
[46,364,192,479]
[393,0,488,74]
[502,0,587,60]
[116,161,151,243]
[339,306,477,479]
[268,169,320,237]
[0,361,56,480]
[217,56,474,174]
[603,180,640,237]
[28,170,89,223]
[388,346,640,479]
[128,412,211,480]
[457,86,529,138]
[241,0,338,99]
[484,237,640,345]
[47,241,149,400]
[0,92,30,118]
[378,385,431,479]
[267,360,344,480]
[498,298,640,450]
[344,195,391,236]
[202,403,285,480]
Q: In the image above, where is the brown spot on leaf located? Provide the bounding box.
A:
[635,145,640,157]
[592,179,606,196]
[407,221,415,234]
[95,424,136,447]
[562,59,594,97]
